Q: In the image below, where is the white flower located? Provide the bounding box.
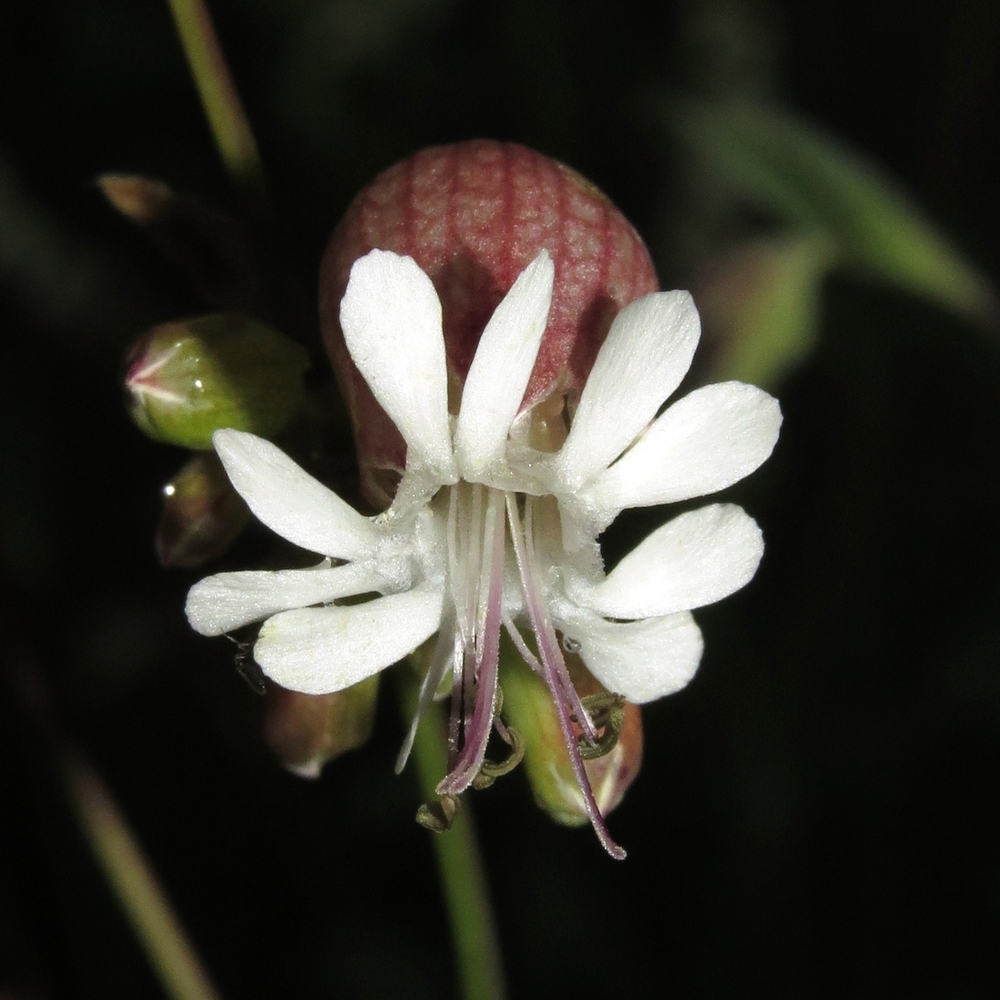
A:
[186,248,781,857]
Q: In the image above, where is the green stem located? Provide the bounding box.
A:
[165,0,267,212]
[402,681,508,1000]
[62,750,223,1000]
[164,0,315,350]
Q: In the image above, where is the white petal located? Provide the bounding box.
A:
[454,251,554,478]
[555,604,704,704]
[581,382,782,515]
[253,587,444,695]
[185,562,387,636]
[214,429,379,560]
[556,291,701,488]
[567,504,764,619]
[340,250,456,480]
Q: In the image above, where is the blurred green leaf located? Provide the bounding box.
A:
[693,234,834,389]
[671,100,996,326]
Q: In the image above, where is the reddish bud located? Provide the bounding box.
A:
[98,173,273,315]
[319,141,658,507]
[263,675,380,778]
[155,452,251,568]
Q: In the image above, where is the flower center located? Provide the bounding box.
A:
[433,478,625,859]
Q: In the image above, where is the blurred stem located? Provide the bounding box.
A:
[63,749,223,1000]
[401,677,508,1000]
[165,0,268,214]
[164,0,317,352]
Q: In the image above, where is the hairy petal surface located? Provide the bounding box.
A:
[185,562,390,636]
[254,588,444,695]
[568,504,764,619]
[214,429,380,560]
[556,291,701,488]
[340,251,456,480]
[454,251,554,479]
[556,604,704,704]
[582,382,782,517]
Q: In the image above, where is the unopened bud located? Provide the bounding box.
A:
[156,452,251,568]
[263,675,380,778]
[125,313,308,450]
[98,173,174,224]
[98,174,272,315]
[319,140,658,508]
[499,646,643,827]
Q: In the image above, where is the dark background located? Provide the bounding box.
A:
[2,1,998,997]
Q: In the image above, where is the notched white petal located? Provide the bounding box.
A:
[559,606,704,704]
[557,291,701,488]
[568,504,764,619]
[454,250,554,478]
[582,382,782,514]
[214,429,379,560]
[340,250,456,481]
[184,562,388,637]
[253,587,444,695]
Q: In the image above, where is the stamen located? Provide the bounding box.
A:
[446,485,470,649]
[504,492,626,859]
[468,483,484,635]
[438,489,506,796]
[448,642,464,768]
[470,484,494,664]
[521,498,598,744]
[395,613,459,774]
[461,638,476,744]
[502,614,542,674]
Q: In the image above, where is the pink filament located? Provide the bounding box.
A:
[504,493,625,860]
[438,490,506,796]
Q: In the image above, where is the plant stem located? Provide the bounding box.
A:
[164,0,267,213]
[402,681,508,1000]
[63,749,223,1000]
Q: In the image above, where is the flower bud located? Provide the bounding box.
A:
[155,452,251,568]
[125,313,308,450]
[263,675,380,778]
[319,141,659,507]
[98,174,272,315]
[499,646,643,827]
[98,173,173,224]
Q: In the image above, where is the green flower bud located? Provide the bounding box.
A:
[156,452,251,568]
[263,675,380,778]
[125,313,308,449]
[499,645,643,827]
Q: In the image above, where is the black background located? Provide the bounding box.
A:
[2,1,998,997]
